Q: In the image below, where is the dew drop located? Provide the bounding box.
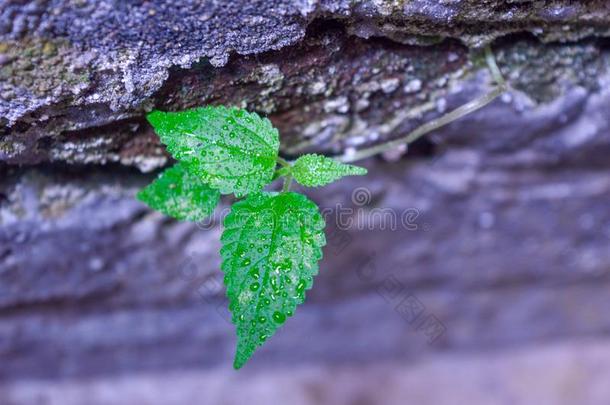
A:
[249,283,260,291]
[258,316,267,323]
[242,258,251,266]
[259,334,267,343]
[296,279,306,292]
[272,311,286,324]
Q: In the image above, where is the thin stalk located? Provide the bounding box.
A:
[336,46,507,163]
[485,45,505,86]
[282,174,293,193]
[276,156,291,167]
[338,85,505,162]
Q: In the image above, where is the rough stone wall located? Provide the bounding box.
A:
[1,1,610,404]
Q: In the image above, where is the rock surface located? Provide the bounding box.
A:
[3,339,610,405]
[1,0,609,167]
[2,1,610,404]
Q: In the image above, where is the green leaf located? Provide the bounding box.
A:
[137,162,220,221]
[147,106,280,197]
[291,153,367,187]
[220,192,326,369]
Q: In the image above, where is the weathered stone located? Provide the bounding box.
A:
[1,0,610,168]
[1,1,610,403]
[3,340,610,405]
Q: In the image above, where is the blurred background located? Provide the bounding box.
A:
[2,1,610,404]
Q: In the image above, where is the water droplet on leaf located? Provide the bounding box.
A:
[272,311,286,324]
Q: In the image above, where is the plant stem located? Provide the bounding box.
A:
[337,85,505,163]
[282,174,293,193]
[485,45,505,87]
[336,46,507,163]
[276,156,291,167]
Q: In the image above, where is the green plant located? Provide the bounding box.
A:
[139,106,367,369]
[138,46,506,369]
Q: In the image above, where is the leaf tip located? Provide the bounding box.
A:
[232,341,254,370]
[146,110,166,128]
[233,357,245,370]
[353,166,368,176]
[135,188,149,204]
